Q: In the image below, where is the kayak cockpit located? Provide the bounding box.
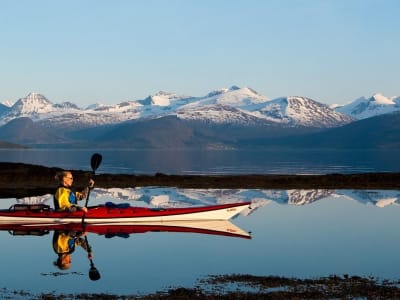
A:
[9,204,52,212]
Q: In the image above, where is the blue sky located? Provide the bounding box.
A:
[1,0,399,106]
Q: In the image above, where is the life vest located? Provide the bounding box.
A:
[53,186,78,210]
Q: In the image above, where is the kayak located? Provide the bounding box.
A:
[0,202,251,224]
[2,220,251,239]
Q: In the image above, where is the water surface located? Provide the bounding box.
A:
[1,148,399,174]
[0,187,399,296]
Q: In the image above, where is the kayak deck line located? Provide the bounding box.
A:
[0,202,251,224]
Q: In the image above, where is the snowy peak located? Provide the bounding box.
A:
[139,91,191,107]
[11,92,54,115]
[335,93,400,119]
[210,86,267,106]
[252,96,353,127]
[185,86,268,109]
[175,86,273,124]
[1,92,85,126]
[150,91,172,106]
[371,93,396,105]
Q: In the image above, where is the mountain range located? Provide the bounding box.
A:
[0,86,398,149]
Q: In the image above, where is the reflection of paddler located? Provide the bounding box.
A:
[53,231,93,270]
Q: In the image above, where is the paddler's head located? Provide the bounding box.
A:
[55,171,74,188]
[54,253,72,270]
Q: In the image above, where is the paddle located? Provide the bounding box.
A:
[81,153,102,224]
[84,153,103,208]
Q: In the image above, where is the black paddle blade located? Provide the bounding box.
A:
[90,153,102,172]
[89,266,101,281]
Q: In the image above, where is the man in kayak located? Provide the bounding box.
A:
[54,171,95,213]
[53,230,93,270]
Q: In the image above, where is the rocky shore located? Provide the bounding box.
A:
[0,162,400,198]
[3,274,400,299]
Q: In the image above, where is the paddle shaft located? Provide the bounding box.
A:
[84,153,102,208]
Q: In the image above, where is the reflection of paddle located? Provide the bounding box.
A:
[85,235,101,281]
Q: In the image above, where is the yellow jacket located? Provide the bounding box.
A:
[54,186,87,211]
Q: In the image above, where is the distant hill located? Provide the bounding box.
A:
[0,140,27,149]
[0,117,67,145]
[86,115,322,149]
[244,111,400,149]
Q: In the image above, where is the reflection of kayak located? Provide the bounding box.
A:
[3,220,251,239]
[0,202,251,224]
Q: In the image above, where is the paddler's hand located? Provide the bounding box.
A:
[81,207,88,213]
[88,179,95,189]
[88,252,93,260]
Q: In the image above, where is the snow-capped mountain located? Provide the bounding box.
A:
[0,87,353,129]
[182,86,268,107]
[8,92,55,116]
[176,89,353,127]
[139,91,194,107]
[1,87,399,148]
[245,96,354,127]
[335,93,400,119]
[175,86,275,125]
[1,92,84,125]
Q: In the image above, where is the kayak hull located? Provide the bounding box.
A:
[0,202,251,224]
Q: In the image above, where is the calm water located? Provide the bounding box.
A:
[0,187,399,296]
[1,149,400,296]
[0,148,399,174]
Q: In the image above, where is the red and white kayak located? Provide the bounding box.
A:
[0,202,251,224]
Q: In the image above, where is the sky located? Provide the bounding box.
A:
[1,0,399,106]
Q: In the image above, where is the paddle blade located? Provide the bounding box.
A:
[90,153,102,172]
[89,266,101,281]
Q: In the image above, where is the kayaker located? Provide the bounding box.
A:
[53,230,93,270]
[54,171,95,213]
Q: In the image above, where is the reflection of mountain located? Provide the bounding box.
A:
[337,190,400,208]
[92,188,336,207]
[16,188,400,210]
[286,190,334,205]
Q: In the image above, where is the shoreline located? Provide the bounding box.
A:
[0,162,400,198]
[3,274,400,299]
